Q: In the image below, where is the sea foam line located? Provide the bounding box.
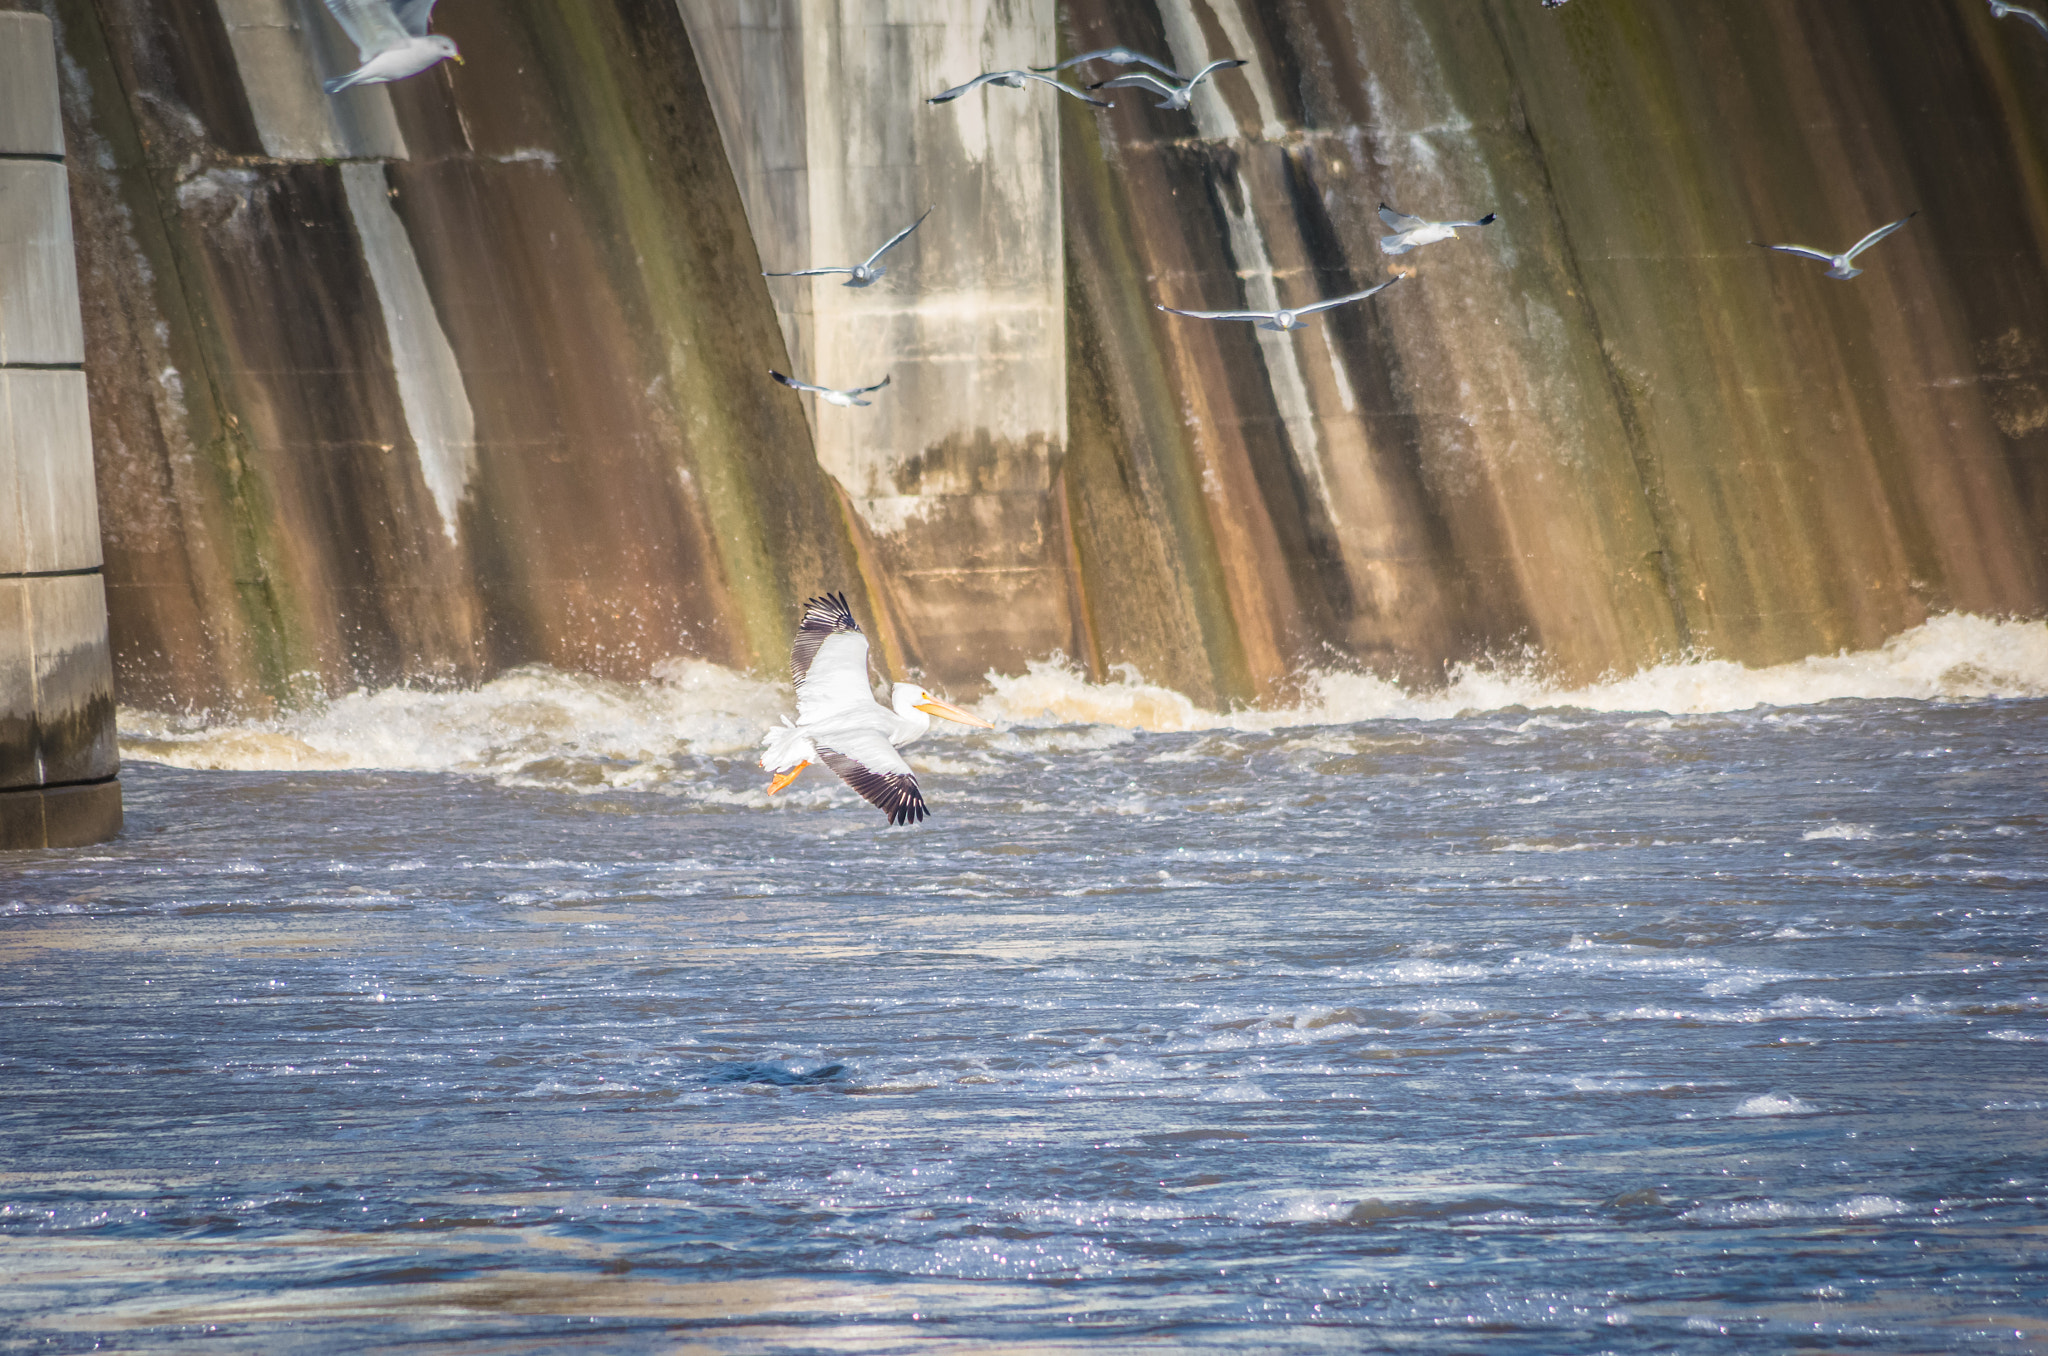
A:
[117,613,2048,775]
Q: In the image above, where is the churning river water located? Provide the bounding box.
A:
[4,616,2047,1353]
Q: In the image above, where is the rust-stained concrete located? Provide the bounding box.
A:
[9,0,2047,718]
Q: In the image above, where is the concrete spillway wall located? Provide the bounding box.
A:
[1,9,119,848]
[16,0,2048,720]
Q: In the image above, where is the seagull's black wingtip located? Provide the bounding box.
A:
[1478,213,1498,225]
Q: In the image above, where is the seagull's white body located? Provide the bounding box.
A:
[1991,1,2048,39]
[760,593,992,826]
[1377,203,1498,255]
[1157,274,1405,332]
[319,0,460,94]
[763,207,933,288]
[769,370,890,408]
[1090,59,1246,111]
[1753,212,1917,281]
[929,70,1111,108]
[1033,48,1185,81]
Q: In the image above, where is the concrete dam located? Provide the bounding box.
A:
[5,0,2048,843]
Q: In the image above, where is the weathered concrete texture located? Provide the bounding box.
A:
[0,158,85,363]
[1057,0,2048,689]
[0,12,64,155]
[1,370,101,573]
[0,777,121,850]
[2,5,119,850]
[0,543,117,789]
[46,0,869,710]
[681,0,1079,687]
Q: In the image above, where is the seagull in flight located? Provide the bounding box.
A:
[769,371,891,408]
[1990,2,2048,38]
[1090,59,1247,111]
[1751,212,1917,281]
[929,70,1110,108]
[763,208,933,288]
[1377,203,1498,255]
[1032,48,1185,80]
[318,0,461,94]
[1157,274,1405,332]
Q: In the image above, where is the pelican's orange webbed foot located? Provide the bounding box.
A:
[766,761,810,795]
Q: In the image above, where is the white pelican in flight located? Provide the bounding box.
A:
[1751,212,1917,281]
[759,593,993,826]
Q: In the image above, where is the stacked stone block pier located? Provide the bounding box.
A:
[1,11,120,849]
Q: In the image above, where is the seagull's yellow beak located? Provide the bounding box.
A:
[453,54,465,64]
[915,697,994,729]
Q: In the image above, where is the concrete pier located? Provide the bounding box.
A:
[1,11,121,849]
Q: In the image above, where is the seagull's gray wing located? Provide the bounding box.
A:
[1092,71,1176,97]
[391,0,437,37]
[769,370,827,395]
[1445,213,1499,228]
[1126,51,1190,78]
[864,207,934,269]
[1993,2,2048,38]
[928,71,1004,103]
[1378,203,1426,232]
[1157,304,1277,322]
[1032,49,1187,78]
[321,0,409,58]
[1294,275,1405,315]
[1757,242,1840,263]
[763,267,856,278]
[1019,71,1113,105]
[1843,212,1917,260]
[1187,58,1248,88]
[849,375,892,397]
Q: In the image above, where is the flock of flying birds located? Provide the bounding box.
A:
[310,0,2048,826]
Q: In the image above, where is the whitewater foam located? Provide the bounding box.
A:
[118,614,2048,778]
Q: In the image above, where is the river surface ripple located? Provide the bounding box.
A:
[2,698,2045,1352]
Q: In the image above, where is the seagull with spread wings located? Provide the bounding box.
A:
[318,0,461,94]
[759,593,993,826]
[1377,202,1498,255]
[1089,58,1247,111]
[928,70,1111,108]
[1032,48,1185,80]
[769,371,892,408]
[1751,212,1917,281]
[1157,274,1405,332]
[762,208,934,289]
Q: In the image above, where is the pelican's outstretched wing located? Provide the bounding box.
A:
[1020,71,1113,105]
[391,0,438,37]
[1157,304,1275,322]
[1844,212,1916,260]
[770,369,828,394]
[1294,275,1404,316]
[1754,242,1837,263]
[789,592,876,723]
[764,267,856,278]
[1378,203,1426,232]
[929,72,1004,103]
[321,0,408,58]
[864,207,933,268]
[816,736,927,826]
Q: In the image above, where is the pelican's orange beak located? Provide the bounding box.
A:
[915,697,994,729]
[766,761,809,794]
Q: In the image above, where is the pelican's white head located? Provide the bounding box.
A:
[891,682,994,729]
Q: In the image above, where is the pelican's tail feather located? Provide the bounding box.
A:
[761,717,817,773]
